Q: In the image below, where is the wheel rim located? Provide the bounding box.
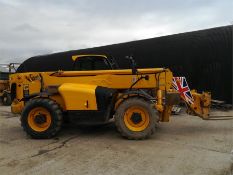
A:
[28,107,52,132]
[123,106,150,132]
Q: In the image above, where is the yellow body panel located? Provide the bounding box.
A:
[58,83,98,110]
[52,68,164,76]
[44,69,171,90]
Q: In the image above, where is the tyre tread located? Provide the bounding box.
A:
[115,97,158,140]
[21,98,63,139]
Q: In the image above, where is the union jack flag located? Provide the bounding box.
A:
[172,77,194,104]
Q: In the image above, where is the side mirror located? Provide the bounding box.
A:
[125,56,137,75]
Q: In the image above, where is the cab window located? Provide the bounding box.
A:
[74,56,110,71]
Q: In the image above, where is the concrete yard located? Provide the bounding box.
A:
[0,106,232,175]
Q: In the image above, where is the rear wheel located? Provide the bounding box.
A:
[2,92,11,106]
[115,97,158,140]
[21,98,63,139]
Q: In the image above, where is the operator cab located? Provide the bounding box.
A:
[72,55,118,71]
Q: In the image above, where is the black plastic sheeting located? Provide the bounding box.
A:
[17,25,232,103]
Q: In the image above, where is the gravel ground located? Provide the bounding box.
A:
[0,106,232,175]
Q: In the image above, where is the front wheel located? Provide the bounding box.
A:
[115,97,158,140]
[21,98,63,139]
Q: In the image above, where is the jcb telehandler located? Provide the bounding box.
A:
[10,55,211,139]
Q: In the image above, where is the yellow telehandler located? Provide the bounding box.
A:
[10,55,211,139]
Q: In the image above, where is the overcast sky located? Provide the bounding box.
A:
[0,0,232,63]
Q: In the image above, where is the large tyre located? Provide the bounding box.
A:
[115,97,158,140]
[2,92,11,106]
[21,98,63,139]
